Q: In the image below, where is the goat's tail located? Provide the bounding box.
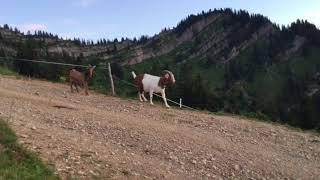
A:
[131,71,137,79]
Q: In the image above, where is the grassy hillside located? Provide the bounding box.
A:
[121,43,320,131]
[114,10,320,131]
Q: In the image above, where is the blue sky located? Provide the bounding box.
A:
[1,0,319,41]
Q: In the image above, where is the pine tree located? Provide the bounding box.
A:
[3,24,9,29]
[113,43,117,52]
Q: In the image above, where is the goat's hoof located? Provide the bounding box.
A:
[166,106,171,108]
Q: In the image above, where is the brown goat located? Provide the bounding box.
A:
[69,64,96,95]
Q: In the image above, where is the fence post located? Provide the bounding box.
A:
[107,62,115,96]
[179,98,182,108]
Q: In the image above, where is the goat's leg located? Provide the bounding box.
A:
[141,92,148,101]
[149,90,154,105]
[70,82,74,93]
[84,82,89,95]
[138,92,143,102]
[161,89,170,108]
[75,84,79,93]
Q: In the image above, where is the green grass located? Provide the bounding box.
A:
[0,66,18,76]
[0,119,58,180]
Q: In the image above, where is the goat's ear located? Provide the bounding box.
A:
[164,73,170,79]
[92,65,96,69]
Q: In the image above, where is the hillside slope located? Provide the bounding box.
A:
[0,25,131,58]
[0,75,319,179]
[116,10,320,131]
[1,9,320,130]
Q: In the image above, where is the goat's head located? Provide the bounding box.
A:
[87,64,96,79]
[162,70,176,85]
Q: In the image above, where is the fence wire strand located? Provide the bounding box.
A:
[0,57,108,69]
[0,56,198,111]
[113,76,198,111]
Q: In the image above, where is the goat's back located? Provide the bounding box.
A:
[69,69,84,82]
[142,74,162,93]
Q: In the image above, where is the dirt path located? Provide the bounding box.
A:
[0,75,319,179]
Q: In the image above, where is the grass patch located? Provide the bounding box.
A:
[0,66,18,76]
[0,119,58,180]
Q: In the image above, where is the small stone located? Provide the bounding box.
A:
[31,126,37,130]
[306,155,311,160]
[89,170,98,176]
[310,139,320,143]
[191,160,197,164]
[202,159,207,165]
[234,164,240,171]
[132,172,140,176]
[21,134,29,138]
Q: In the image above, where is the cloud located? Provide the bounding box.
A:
[72,0,97,8]
[58,31,98,40]
[15,23,48,33]
[303,10,320,28]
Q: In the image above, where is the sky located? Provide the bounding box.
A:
[1,0,319,41]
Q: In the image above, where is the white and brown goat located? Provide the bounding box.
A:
[132,70,175,108]
[69,64,96,95]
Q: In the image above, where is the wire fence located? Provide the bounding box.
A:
[0,56,198,111]
[112,76,198,111]
[0,56,105,69]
